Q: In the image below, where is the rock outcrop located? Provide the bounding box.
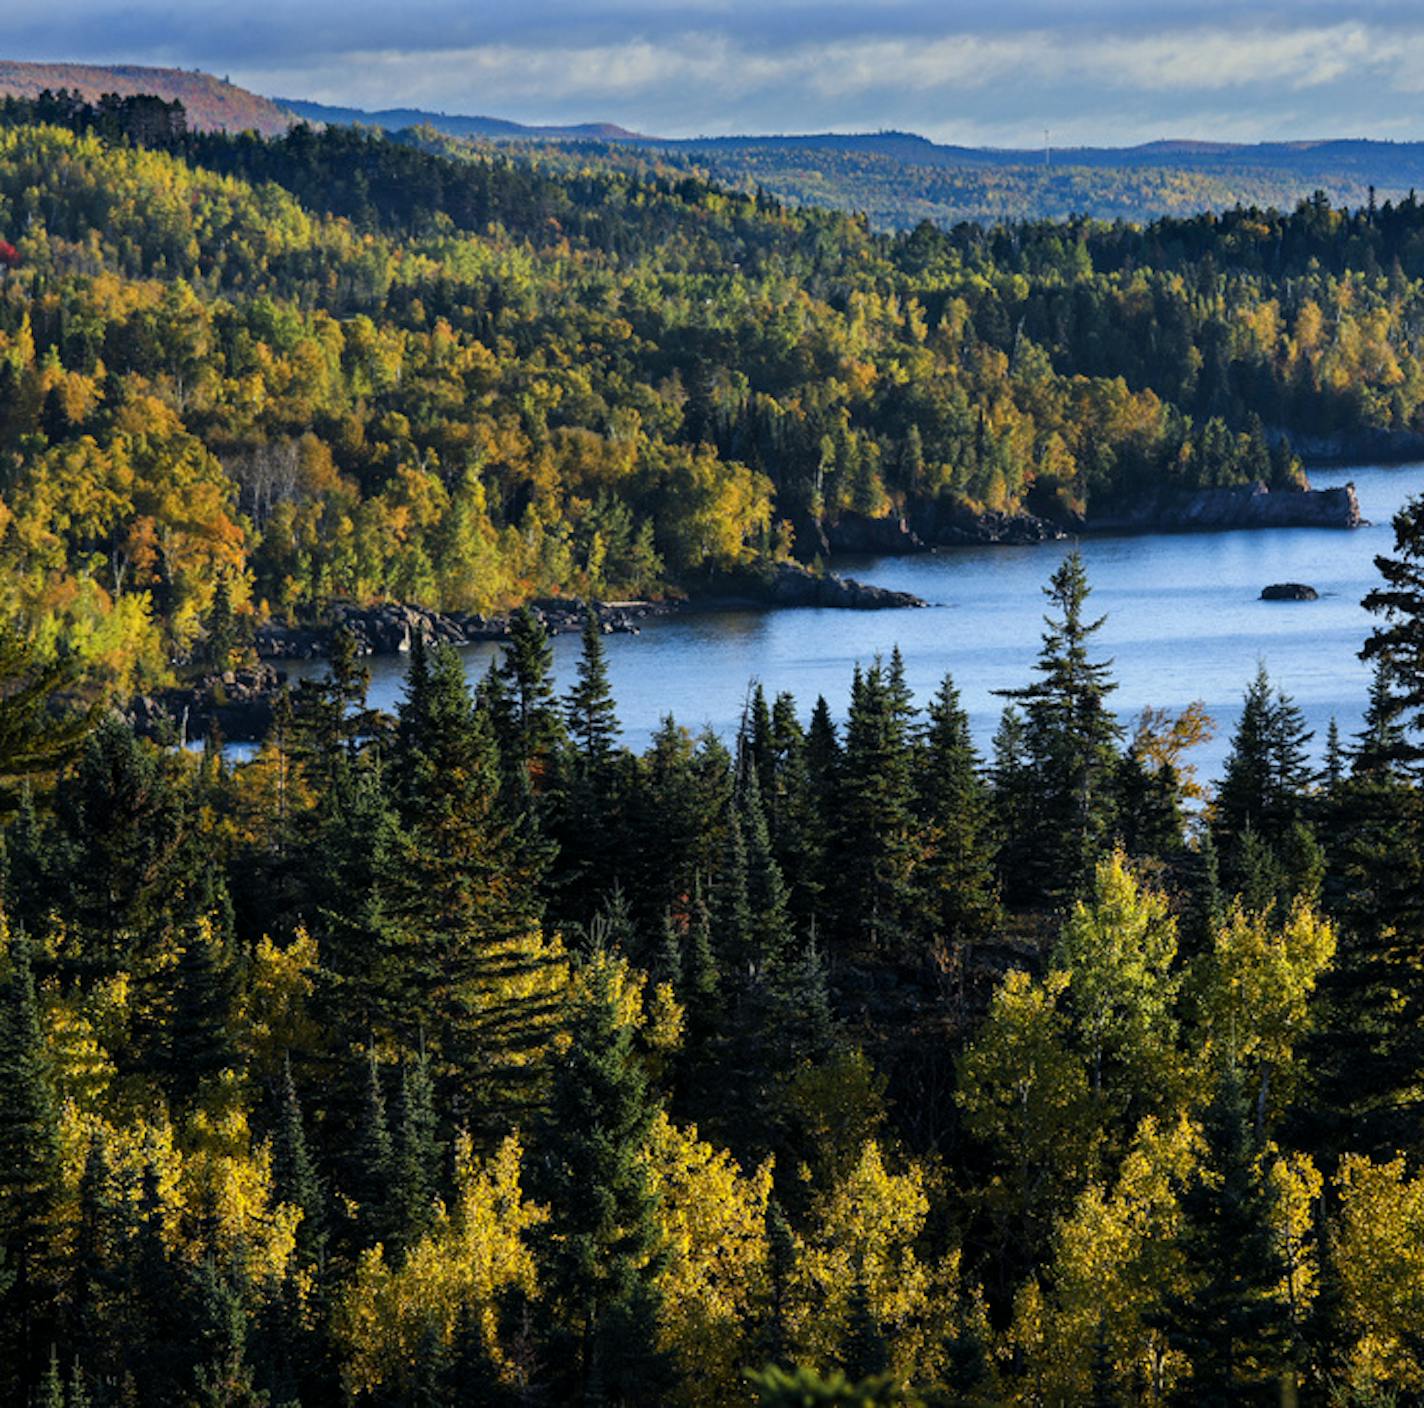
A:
[127,664,287,743]
[695,562,926,610]
[256,598,656,660]
[824,512,927,555]
[1261,582,1320,601]
[1087,480,1362,533]
[909,499,1066,547]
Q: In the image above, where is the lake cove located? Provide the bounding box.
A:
[296,462,1424,784]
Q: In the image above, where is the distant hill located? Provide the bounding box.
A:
[0,60,292,136]
[278,97,644,143]
[277,96,1424,226]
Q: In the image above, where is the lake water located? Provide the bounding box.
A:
[312,462,1424,785]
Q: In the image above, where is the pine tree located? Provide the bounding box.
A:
[1361,489,1424,771]
[536,951,671,1404]
[189,1258,264,1408]
[916,673,1001,953]
[990,705,1035,904]
[0,924,60,1399]
[0,625,95,795]
[350,1050,395,1248]
[1214,663,1313,871]
[565,609,621,767]
[390,1046,440,1250]
[714,807,755,975]
[995,550,1122,902]
[70,1127,118,1380]
[555,611,627,923]
[500,607,565,770]
[158,922,235,1108]
[1156,1065,1289,1404]
[383,640,555,1118]
[840,1263,890,1383]
[758,1198,796,1369]
[203,573,238,673]
[832,660,917,956]
[739,764,794,970]
[272,1054,325,1271]
[56,716,183,967]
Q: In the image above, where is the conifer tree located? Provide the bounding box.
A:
[350,1050,395,1248]
[1361,489,1424,771]
[990,705,1035,903]
[537,951,671,1404]
[0,924,60,1399]
[500,606,565,770]
[565,609,621,768]
[996,550,1122,902]
[390,1046,440,1250]
[0,625,95,794]
[1156,1065,1289,1404]
[916,673,1000,953]
[1214,663,1313,870]
[832,660,917,956]
[739,763,794,970]
[158,922,236,1107]
[272,1054,325,1271]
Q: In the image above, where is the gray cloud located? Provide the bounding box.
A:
[12,2,1424,144]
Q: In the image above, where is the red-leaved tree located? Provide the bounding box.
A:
[0,241,20,269]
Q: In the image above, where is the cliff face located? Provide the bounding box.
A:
[1084,480,1362,533]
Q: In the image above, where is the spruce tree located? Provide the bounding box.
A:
[500,606,565,769]
[272,1054,325,1271]
[158,923,235,1108]
[996,550,1122,902]
[1214,663,1313,873]
[832,660,917,956]
[916,673,1001,953]
[564,609,621,768]
[384,639,554,1118]
[739,764,794,971]
[390,1046,440,1250]
[350,1050,395,1248]
[536,951,671,1404]
[990,705,1035,903]
[1361,489,1424,771]
[1157,1065,1289,1404]
[0,924,60,1398]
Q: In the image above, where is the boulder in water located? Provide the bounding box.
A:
[1261,582,1319,601]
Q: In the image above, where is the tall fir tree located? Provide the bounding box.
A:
[996,550,1122,902]
[0,924,60,1400]
[916,673,1001,954]
[536,951,671,1405]
[1156,1065,1290,1405]
[1361,489,1424,771]
[831,660,917,957]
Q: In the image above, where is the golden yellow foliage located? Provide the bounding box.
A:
[644,1113,774,1403]
[335,1134,544,1399]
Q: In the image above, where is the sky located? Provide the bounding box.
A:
[15,1,1424,147]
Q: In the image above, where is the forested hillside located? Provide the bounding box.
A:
[0,62,293,137]
[7,96,1424,693]
[6,87,1424,1407]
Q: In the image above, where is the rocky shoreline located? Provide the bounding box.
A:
[800,477,1363,559]
[131,564,925,743]
[1083,479,1363,534]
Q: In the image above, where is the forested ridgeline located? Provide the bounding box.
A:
[6,95,1424,696]
[3,506,1424,1405]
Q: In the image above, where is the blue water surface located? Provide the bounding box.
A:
[306,462,1424,785]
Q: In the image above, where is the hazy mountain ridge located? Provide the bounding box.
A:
[8,60,1424,224]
